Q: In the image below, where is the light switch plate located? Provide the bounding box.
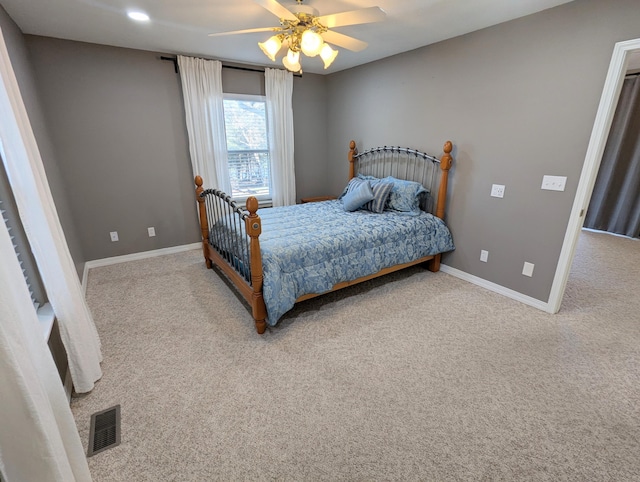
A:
[491,184,505,198]
[522,262,535,277]
[541,175,567,191]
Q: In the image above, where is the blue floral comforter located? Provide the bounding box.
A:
[257,200,454,325]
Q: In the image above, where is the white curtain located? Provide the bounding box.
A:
[265,68,296,206]
[0,27,102,394]
[0,218,92,481]
[177,55,231,193]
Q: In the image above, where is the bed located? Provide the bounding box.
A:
[195,140,454,334]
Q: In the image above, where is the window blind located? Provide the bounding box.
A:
[0,157,47,308]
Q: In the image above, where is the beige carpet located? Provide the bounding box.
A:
[73,230,640,481]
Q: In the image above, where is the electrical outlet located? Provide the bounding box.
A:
[541,175,567,191]
[110,231,119,242]
[480,250,489,262]
[522,262,535,277]
[490,184,505,198]
[148,227,156,237]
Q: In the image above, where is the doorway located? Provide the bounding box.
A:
[547,38,640,313]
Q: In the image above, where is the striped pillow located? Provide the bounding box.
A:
[364,179,394,213]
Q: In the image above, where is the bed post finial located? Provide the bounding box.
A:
[348,140,358,180]
[441,141,453,170]
[195,176,211,269]
[435,141,453,220]
[245,196,267,335]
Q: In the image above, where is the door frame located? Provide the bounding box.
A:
[547,38,640,313]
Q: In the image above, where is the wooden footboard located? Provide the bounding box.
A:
[195,176,266,334]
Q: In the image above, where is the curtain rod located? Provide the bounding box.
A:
[160,56,302,77]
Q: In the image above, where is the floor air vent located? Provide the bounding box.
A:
[87,404,121,456]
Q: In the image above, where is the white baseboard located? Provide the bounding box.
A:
[82,262,90,296]
[81,242,201,294]
[440,264,553,314]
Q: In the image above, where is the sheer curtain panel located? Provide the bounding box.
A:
[584,75,640,238]
[177,55,231,193]
[0,214,92,481]
[265,68,296,206]
[0,26,102,394]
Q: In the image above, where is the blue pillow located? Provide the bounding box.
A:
[339,174,376,199]
[342,179,375,211]
[384,176,428,213]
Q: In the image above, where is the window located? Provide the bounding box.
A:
[223,94,271,201]
[0,157,47,309]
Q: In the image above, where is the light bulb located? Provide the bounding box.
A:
[282,49,301,72]
[320,44,338,69]
[300,30,323,57]
[286,49,300,63]
[258,36,282,62]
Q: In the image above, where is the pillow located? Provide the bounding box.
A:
[357,173,379,181]
[363,179,394,213]
[339,173,379,199]
[384,176,428,213]
[342,179,375,211]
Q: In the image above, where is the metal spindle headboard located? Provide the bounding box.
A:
[353,145,442,214]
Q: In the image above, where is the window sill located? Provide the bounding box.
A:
[37,302,54,341]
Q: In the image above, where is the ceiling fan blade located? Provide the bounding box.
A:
[254,0,298,21]
[322,30,368,52]
[208,27,279,37]
[317,6,386,28]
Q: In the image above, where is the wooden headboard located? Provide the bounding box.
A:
[347,140,453,220]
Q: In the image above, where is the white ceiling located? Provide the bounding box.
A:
[1,0,576,74]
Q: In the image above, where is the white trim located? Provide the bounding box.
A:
[547,38,640,314]
[82,243,201,289]
[81,262,89,297]
[223,92,266,102]
[440,264,552,313]
[36,302,55,341]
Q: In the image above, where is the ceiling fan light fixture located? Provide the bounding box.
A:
[212,0,382,72]
[320,43,338,69]
[258,35,283,62]
[300,29,323,57]
[282,49,301,72]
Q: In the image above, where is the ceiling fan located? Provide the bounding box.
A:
[208,0,386,72]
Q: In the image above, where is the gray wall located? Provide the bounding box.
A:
[325,0,640,302]
[25,37,198,261]
[0,6,86,278]
[25,37,329,260]
[292,73,329,198]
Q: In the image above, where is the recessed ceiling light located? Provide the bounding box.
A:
[127,11,150,22]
